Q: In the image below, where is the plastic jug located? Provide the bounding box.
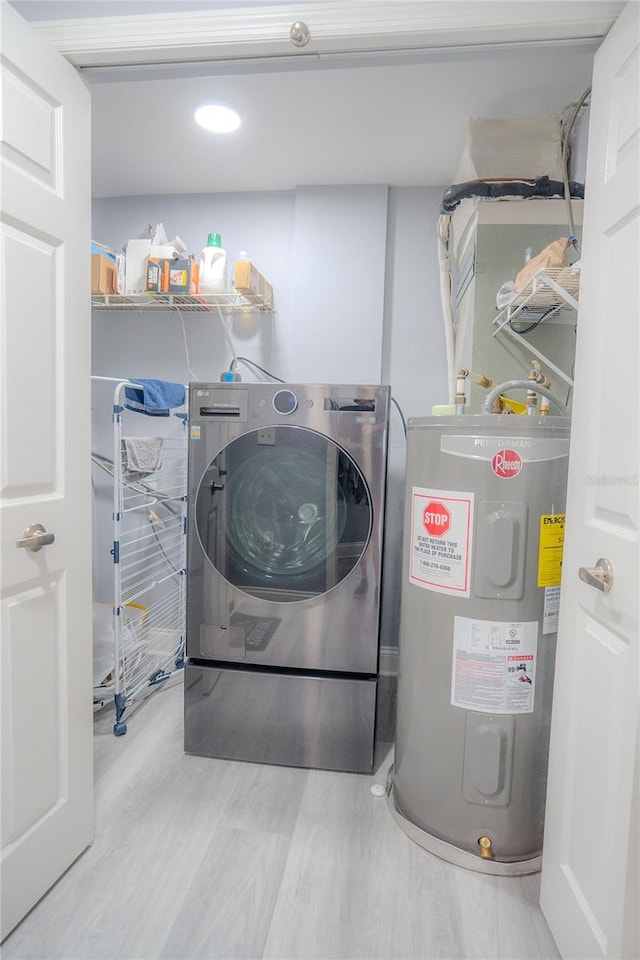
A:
[199,233,227,295]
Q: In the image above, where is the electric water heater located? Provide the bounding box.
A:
[388,414,570,875]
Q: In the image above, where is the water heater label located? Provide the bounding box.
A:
[409,487,474,596]
[538,513,566,586]
[543,585,561,634]
[451,616,538,714]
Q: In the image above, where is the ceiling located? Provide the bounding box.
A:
[9,2,619,198]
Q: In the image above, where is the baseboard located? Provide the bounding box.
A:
[379,646,399,677]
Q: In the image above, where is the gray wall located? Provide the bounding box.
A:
[92,184,446,647]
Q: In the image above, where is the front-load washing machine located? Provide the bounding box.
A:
[185,382,390,772]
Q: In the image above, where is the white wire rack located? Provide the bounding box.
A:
[91,292,273,313]
[94,380,188,735]
[492,266,580,389]
[493,265,580,333]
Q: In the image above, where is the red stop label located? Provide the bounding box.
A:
[423,501,451,537]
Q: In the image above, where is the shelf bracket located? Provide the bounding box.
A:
[497,322,574,388]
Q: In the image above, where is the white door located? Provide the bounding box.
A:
[540,4,639,959]
[0,1,93,941]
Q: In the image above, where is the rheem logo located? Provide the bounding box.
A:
[423,501,451,537]
[491,449,523,479]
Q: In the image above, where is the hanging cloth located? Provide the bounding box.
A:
[124,379,186,417]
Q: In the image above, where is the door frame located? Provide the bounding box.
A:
[27,2,625,71]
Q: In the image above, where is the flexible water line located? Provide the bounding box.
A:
[437,215,456,404]
[481,379,569,416]
[216,305,239,372]
[561,85,591,253]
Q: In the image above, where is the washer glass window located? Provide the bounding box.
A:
[195,426,372,601]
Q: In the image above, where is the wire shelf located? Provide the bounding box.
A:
[494,266,580,334]
[92,292,273,313]
[503,266,580,312]
[491,266,580,390]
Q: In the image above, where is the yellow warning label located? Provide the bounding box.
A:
[538,514,566,587]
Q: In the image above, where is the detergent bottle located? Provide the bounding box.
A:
[199,233,227,295]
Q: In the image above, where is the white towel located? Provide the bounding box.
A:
[121,437,164,475]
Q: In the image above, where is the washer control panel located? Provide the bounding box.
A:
[189,383,387,428]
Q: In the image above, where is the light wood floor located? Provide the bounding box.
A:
[4,680,560,960]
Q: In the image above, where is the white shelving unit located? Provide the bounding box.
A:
[91,292,273,313]
[492,265,580,388]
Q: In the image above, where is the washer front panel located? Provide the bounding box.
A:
[187,382,390,673]
[195,426,371,602]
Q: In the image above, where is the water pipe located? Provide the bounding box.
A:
[481,379,568,416]
[462,369,495,389]
[455,370,467,414]
[528,360,551,416]
[438,215,456,404]
[456,368,497,413]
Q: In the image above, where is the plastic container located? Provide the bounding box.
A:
[232,251,260,297]
[199,233,227,295]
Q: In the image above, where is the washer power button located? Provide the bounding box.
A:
[273,389,298,415]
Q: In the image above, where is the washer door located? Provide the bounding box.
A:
[195,425,372,601]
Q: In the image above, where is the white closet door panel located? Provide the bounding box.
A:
[1,224,60,497]
[0,1,92,941]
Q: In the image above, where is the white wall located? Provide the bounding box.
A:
[92,183,446,645]
[286,185,388,383]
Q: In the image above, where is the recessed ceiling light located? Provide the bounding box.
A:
[195,104,241,133]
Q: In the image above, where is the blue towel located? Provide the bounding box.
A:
[124,379,186,417]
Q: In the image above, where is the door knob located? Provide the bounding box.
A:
[16,522,55,552]
[578,557,613,593]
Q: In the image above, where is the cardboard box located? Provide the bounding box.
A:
[233,259,272,307]
[91,252,117,294]
[259,275,273,309]
[232,259,260,297]
[168,258,199,294]
[146,257,171,293]
[454,117,563,184]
